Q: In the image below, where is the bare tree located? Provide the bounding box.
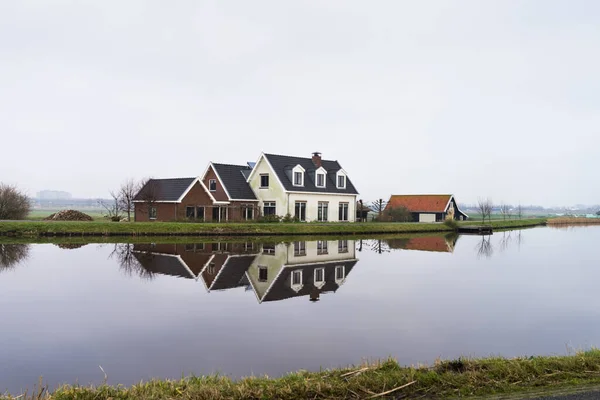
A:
[99,191,123,221]
[500,203,509,221]
[477,198,491,224]
[370,199,387,221]
[136,178,159,218]
[476,235,493,259]
[118,179,140,222]
[109,243,155,280]
[0,184,31,220]
[516,204,524,220]
[0,244,30,271]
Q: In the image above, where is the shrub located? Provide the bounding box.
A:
[258,214,282,223]
[443,219,459,230]
[0,184,31,220]
[383,206,413,222]
[282,213,300,223]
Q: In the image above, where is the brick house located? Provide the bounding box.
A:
[134,163,260,222]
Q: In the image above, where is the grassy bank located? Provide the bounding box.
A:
[6,351,600,400]
[547,217,600,225]
[0,219,547,238]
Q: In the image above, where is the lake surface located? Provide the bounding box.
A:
[2,226,600,394]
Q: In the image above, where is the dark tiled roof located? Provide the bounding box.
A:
[133,177,196,202]
[210,255,257,290]
[264,154,359,195]
[132,252,194,279]
[263,260,357,302]
[212,163,257,200]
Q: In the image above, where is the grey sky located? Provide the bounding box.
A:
[1,1,599,206]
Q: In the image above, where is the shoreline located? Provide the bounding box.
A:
[0,219,547,238]
[5,351,600,399]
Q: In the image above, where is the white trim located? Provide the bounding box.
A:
[207,254,248,290]
[315,166,327,188]
[130,251,196,280]
[314,267,325,289]
[444,195,469,219]
[292,165,305,187]
[335,265,346,286]
[336,170,347,189]
[176,176,201,202]
[246,153,287,190]
[208,179,217,192]
[210,162,234,201]
[291,269,303,292]
[282,258,357,268]
[287,190,358,196]
[198,254,217,292]
[133,200,179,203]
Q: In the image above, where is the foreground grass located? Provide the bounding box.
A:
[5,351,600,400]
[0,219,547,237]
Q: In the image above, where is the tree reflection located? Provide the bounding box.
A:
[0,244,30,272]
[109,243,155,280]
[476,235,493,259]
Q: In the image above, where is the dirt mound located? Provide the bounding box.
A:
[45,210,94,222]
[53,243,88,250]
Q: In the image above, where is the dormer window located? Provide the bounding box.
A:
[315,166,327,188]
[292,165,305,187]
[209,179,217,191]
[336,170,347,189]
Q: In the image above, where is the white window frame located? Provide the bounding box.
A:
[336,172,347,189]
[339,202,349,222]
[294,201,307,221]
[338,240,348,253]
[149,206,157,220]
[292,165,305,187]
[314,267,325,289]
[209,179,217,191]
[260,174,269,189]
[315,166,327,188]
[317,240,328,255]
[335,265,346,285]
[291,269,303,292]
[317,202,328,222]
[294,241,306,256]
[263,201,276,216]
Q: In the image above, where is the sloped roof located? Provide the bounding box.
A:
[263,153,359,195]
[212,163,257,200]
[133,177,196,202]
[387,236,453,253]
[386,195,453,213]
[262,260,357,302]
[209,255,257,291]
[132,252,194,279]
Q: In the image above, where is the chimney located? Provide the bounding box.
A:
[312,152,322,168]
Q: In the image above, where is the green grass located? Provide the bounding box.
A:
[5,351,600,399]
[0,219,547,238]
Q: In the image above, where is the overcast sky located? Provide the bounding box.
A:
[1,1,599,206]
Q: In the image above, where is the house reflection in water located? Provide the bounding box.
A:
[385,233,459,253]
[131,240,357,303]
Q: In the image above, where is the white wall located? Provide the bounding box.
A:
[284,239,357,265]
[288,192,356,222]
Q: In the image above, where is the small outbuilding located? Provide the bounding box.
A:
[385,194,468,222]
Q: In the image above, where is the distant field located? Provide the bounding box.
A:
[465,213,550,221]
[27,209,106,221]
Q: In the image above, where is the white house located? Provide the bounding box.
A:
[246,152,359,222]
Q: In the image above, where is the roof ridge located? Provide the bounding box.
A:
[212,162,252,169]
[147,177,196,181]
[264,153,339,163]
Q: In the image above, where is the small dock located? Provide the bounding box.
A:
[458,225,493,235]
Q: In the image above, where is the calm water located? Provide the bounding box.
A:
[1,226,600,394]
